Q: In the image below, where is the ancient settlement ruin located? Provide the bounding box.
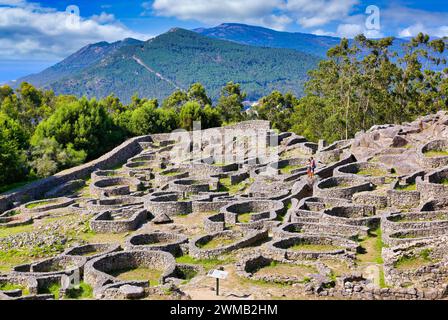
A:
[1,112,448,300]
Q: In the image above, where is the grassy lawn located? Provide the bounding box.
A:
[280,164,302,174]
[254,261,316,283]
[0,282,30,295]
[197,236,237,249]
[175,255,234,271]
[395,183,417,191]
[357,168,387,176]
[237,212,254,223]
[0,224,34,238]
[25,200,55,209]
[110,267,162,286]
[39,283,61,299]
[289,243,343,252]
[161,171,181,176]
[424,150,448,157]
[77,230,128,245]
[356,228,384,264]
[218,177,253,194]
[65,282,94,299]
[394,249,434,270]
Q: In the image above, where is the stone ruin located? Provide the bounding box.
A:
[1,113,448,300]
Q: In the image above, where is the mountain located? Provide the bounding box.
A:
[15,38,143,88]
[15,28,320,103]
[194,23,341,57]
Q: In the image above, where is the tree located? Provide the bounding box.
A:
[187,83,212,107]
[255,91,297,132]
[0,112,28,185]
[179,101,203,131]
[30,138,86,177]
[162,90,188,109]
[31,98,125,160]
[216,82,246,123]
[128,99,160,135]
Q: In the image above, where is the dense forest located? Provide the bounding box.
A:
[20,28,320,103]
[0,32,447,192]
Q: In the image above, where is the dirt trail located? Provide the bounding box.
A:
[132,55,182,90]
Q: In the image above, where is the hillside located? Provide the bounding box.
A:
[195,23,341,57]
[15,28,320,102]
[15,38,143,88]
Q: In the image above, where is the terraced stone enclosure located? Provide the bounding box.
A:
[2,115,448,300]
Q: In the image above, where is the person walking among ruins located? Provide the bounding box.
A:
[307,157,316,178]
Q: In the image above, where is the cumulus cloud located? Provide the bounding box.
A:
[0,1,149,61]
[151,0,291,30]
[286,0,359,28]
[382,6,448,38]
[398,24,448,38]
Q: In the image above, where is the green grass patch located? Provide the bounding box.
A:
[40,283,61,299]
[357,168,387,176]
[0,224,34,238]
[237,213,254,223]
[253,261,317,284]
[161,171,181,176]
[25,200,55,209]
[424,150,448,157]
[0,282,29,295]
[197,236,237,249]
[280,164,302,174]
[175,255,234,271]
[218,177,254,195]
[65,282,94,299]
[395,183,417,191]
[178,269,198,285]
[394,249,434,270]
[356,228,383,264]
[289,243,343,252]
[378,267,388,288]
[110,267,162,286]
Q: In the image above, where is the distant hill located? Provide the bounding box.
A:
[14,28,320,103]
[15,38,143,88]
[194,23,341,57]
[195,23,411,59]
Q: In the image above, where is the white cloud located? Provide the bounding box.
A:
[151,0,291,30]
[91,12,117,24]
[336,23,363,38]
[0,1,149,61]
[312,29,336,37]
[281,0,358,28]
[399,23,448,38]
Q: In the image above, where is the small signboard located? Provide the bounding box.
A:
[207,269,228,280]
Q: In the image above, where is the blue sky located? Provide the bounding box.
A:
[0,0,447,82]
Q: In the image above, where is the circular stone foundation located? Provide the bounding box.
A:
[419,139,448,168]
[90,177,142,197]
[84,250,176,288]
[125,232,188,256]
[236,254,330,284]
[64,243,121,261]
[314,176,372,200]
[334,162,392,185]
[169,179,210,194]
[267,234,359,260]
[22,197,75,214]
